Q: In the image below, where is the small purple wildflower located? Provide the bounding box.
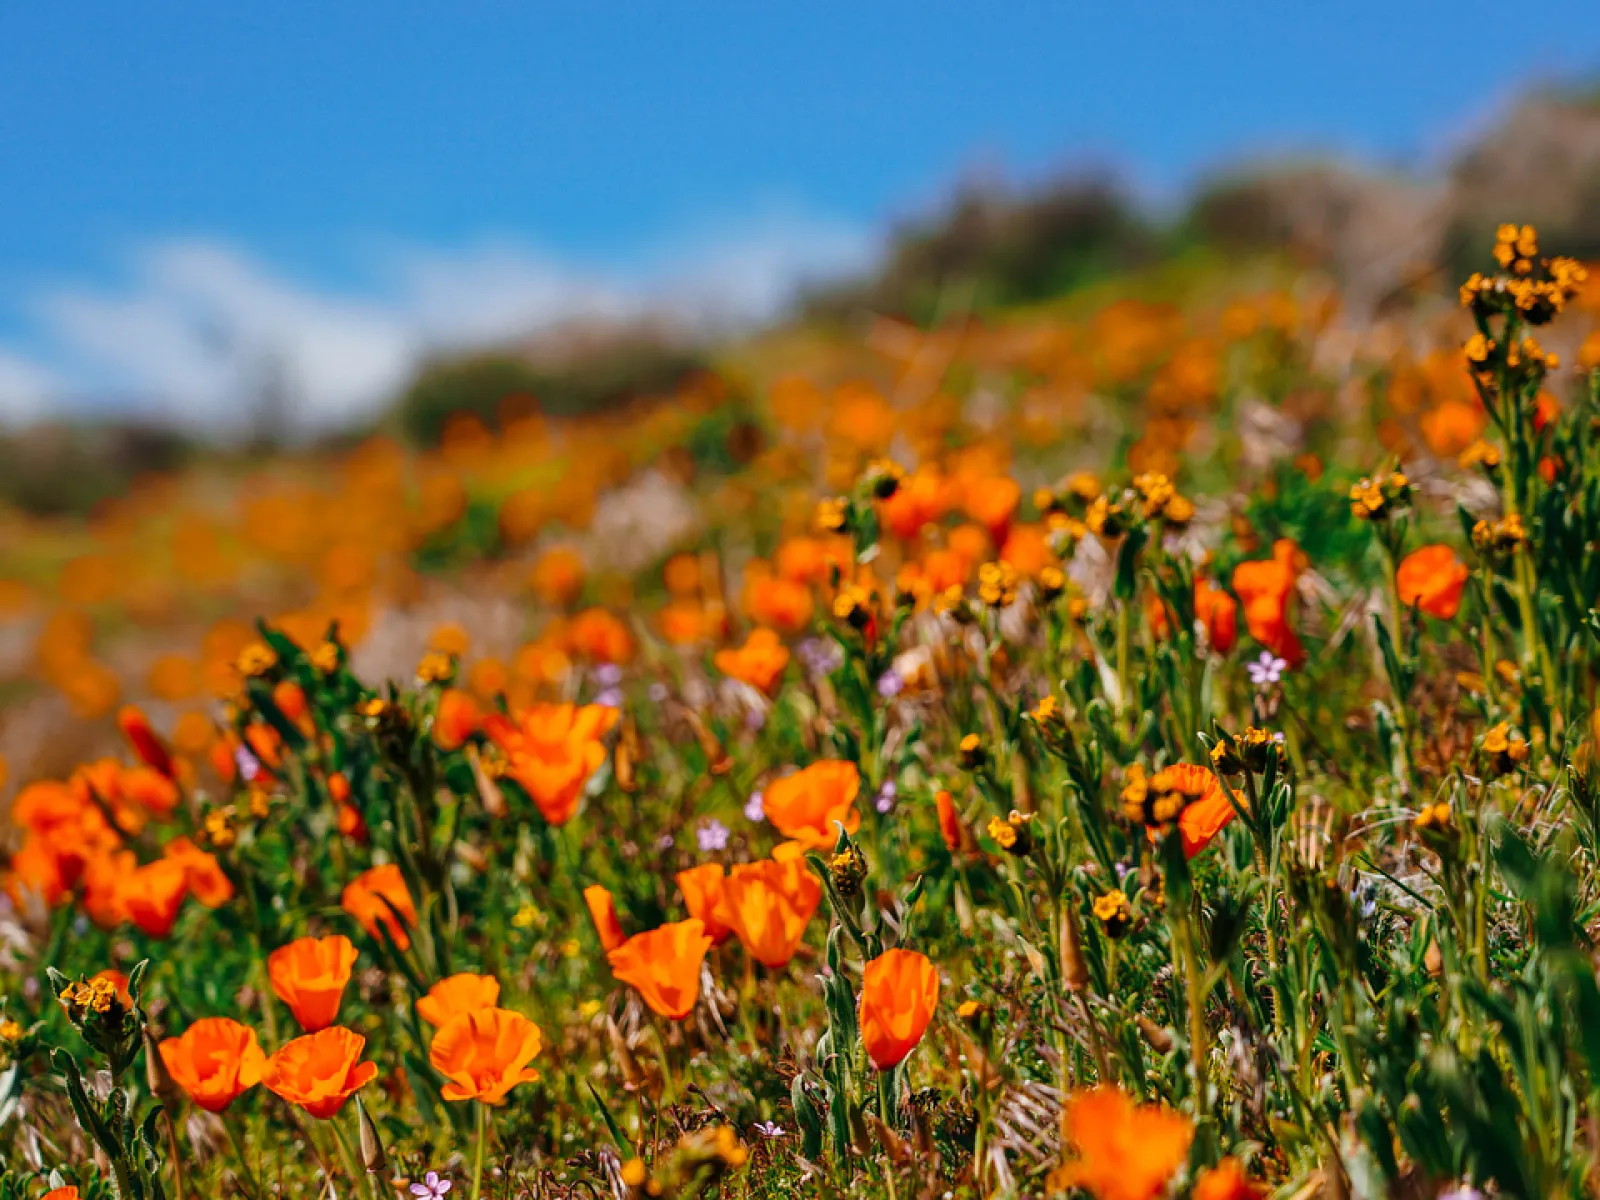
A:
[1247,652,1287,687]
[697,819,731,852]
[647,681,670,703]
[593,663,623,687]
[744,791,766,822]
[876,668,904,698]
[234,744,261,782]
[411,1173,452,1200]
[874,780,898,814]
[595,687,623,708]
[754,1121,786,1139]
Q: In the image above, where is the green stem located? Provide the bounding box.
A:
[471,1100,489,1200]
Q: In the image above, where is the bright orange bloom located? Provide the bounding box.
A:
[676,863,735,945]
[417,973,501,1027]
[341,864,417,950]
[268,935,359,1032]
[432,688,482,751]
[583,885,627,952]
[723,857,822,969]
[860,949,939,1069]
[566,608,635,664]
[122,766,180,820]
[122,859,189,938]
[42,1189,80,1200]
[163,836,233,907]
[1231,538,1305,667]
[1193,1158,1264,1200]
[607,918,713,1020]
[1194,578,1238,655]
[1050,1088,1194,1200]
[775,535,851,586]
[272,680,309,724]
[762,761,861,851]
[935,789,964,853]
[483,703,619,826]
[117,705,173,778]
[159,1017,266,1113]
[713,628,791,694]
[428,1007,543,1103]
[881,469,952,541]
[998,523,1053,578]
[261,1026,379,1119]
[530,546,586,608]
[742,573,815,634]
[965,475,1021,542]
[1140,763,1242,859]
[1397,544,1469,620]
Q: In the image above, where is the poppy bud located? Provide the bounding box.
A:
[356,1095,386,1173]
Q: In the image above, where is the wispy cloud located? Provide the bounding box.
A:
[0,212,875,433]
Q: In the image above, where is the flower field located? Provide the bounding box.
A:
[4,226,1600,1199]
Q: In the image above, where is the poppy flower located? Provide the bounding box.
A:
[741,571,815,635]
[159,1017,266,1112]
[1193,1158,1264,1200]
[1134,763,1242,859]
[762,761,861,852]
[122,859,189,938]
[433,689,481,751]
[965,476,1021,543]
[1231,539,1305,667]
[676,863,735,945]
[583,885,627,952]
[713,628,791,695]
[1396,544,1469,620]
[41,1190,80,1200]
[935,790,964,853]
[117,705,173,778]
[122,766,180,820]
[859,949,939,1070]
[81,848,135,928]
[417,973,501,1027]
[268,935,359,1032]
[428,1007,543,1103]
[482,703,619,827]
[1194,578,1238,655]
[607,919,713,1021]
[565,608,635,665]
[261,1026,379,1119]
[341,864,417,950]
[163,836,234,907]
[1048,1088,1194,1200]
[881,469,952,541]
[723,857,822,969]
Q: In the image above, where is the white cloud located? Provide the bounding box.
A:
[0,349,58,422]
[0,212,876,434]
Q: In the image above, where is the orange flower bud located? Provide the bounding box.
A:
[268,935,359,1032]
[117,705,173,778]
[583,885,627,952]
[859,949,939,1070]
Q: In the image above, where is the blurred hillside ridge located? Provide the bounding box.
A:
[5,82,1600,516]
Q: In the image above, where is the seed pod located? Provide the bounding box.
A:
[1135,1014,1174,1054]
[356,1095,386,1173]
[1059,902,1090,993]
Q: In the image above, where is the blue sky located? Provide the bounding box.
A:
[0,2,1596,428]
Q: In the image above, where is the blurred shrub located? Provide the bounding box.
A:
[0,422,193,515]
[392,336,710,445]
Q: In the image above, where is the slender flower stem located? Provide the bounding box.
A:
[471,1100,489,1200]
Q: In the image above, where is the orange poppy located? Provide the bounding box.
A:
[723,857,822,969]
[482,703,619,826]
[122,859,189,938]
[566,608,635,665]
[340,864,417,950]
[432,688,482,751]
[81,848,135,928]
[1194,578,1238,655]
[607,918,713,1021]
[268,935,359,1032]
[117,705,173,778]
[1139,763,1242,859]
[428,1007,543,1103]
[163,836,234,907]
[676,863,735,945]
[935,790,964,853]
[42,1190,80,1200]
[530,547,586,608]
[859,949,939,1070]
[583,885,627,952]
[742,574,815,635]
[417,973,502,1027]
[261,1026,379,1119]
[159,1016,266,1112]
[965,476,1021,543]
[1049,1088,1194,1200]
[122,766,180,820]
[713,628,791,695]
[881,469,952,541]
[1231,539,1305,667]
[1396,544,1469,620]
[1193,1158,1264,1200]
[762,761,861,852]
